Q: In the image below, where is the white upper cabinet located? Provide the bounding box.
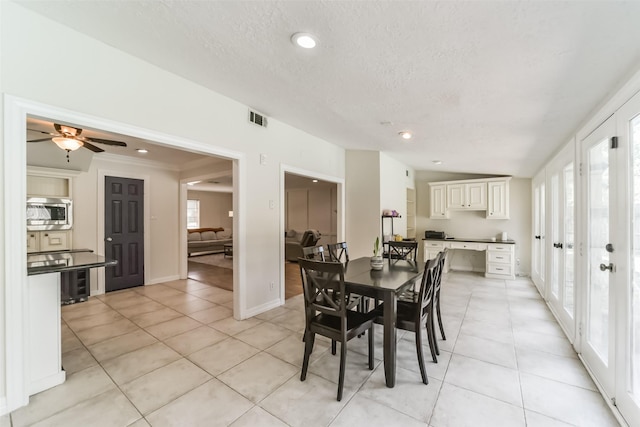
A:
[487,179,510,219]
[446,181,487,210]
[429,183,449,218]
[429,177,510,219]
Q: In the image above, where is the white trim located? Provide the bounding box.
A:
[3,95,246,411]
[96,169,150,294]
[579,354,630,427]
[279,164,345,305]
[3,95,30,413]
[0,397,7,417]
[96,152,182,172]
[243,298,282,319]
[146,275,181,286]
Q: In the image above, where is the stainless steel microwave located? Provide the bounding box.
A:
[26,197,73,230]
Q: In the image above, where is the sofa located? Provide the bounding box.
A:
[188,227,233,256]
[285,229,321,262]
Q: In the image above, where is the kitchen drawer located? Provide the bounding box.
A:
[424,241,445,249]
[40,231,70,252]
[487,263,513,276]
[487,243,513,252]
[488,252,512,264]
[450,241,484,251]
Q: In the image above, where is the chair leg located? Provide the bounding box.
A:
[337,341,347,401]
[415,324,429,384]
[436,297,446,340]
[430,304,440,356]
[426,316,438,363]
[331,340,337,355]
[301,332,315,381]
[368,325,374,370]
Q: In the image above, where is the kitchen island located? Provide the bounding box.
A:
[26,250,116,395]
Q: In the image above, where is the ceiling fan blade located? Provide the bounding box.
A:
[82,141,105,153]
[85,137,127,147]
[27,128,57,136]
[27,138,52,143]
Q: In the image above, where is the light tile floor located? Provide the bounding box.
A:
[8,273,622,426]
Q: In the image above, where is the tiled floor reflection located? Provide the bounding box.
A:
[9,273,621,426]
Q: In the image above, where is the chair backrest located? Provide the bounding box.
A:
[300,229,321,247]
[298,258,347,322]
[417,257,439,318]
[388,240,418,263]
[302,245,326,261]
[327,242,349,263]
[433,249,447,294]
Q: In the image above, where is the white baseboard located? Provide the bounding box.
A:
[243,299,282,318]
[578,354,629,427]
[146,275,180,285]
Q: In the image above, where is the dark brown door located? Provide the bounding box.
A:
[105,176,144,291]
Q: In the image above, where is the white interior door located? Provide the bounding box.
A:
[547,143,576,337]
[532,170,546,294]
[581,115,617,398]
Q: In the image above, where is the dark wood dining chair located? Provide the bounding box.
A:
[375,255,440,384]
[298,258,376,401]
[302,245,326,261]
[327,242,349,263]
[387,240,418,263]
[430,249,448,355]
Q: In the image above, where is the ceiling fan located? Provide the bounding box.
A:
[28,123,127,161]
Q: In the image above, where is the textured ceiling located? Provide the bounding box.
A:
[16,0,640,177]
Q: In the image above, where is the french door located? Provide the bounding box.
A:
[548,143,575,337]
[532,170,546,294]
[581,92,640,425]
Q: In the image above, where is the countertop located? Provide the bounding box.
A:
[422,238,516,245]
[27,250,117,276]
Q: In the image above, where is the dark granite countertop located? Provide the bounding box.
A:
[27,251,117,276]
[422,238,516,245]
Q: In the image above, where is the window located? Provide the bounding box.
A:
[187,199,200,229]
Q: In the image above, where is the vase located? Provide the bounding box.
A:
[370,255,384,270]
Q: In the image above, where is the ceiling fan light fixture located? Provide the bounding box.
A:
[52,137,82,151]
[291,32,317,49]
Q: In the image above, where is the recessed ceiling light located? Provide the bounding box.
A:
[136,148,148,153]
[312,179,319,183]
[433,160,442,165]
[291,32,317,49]
[399,131,412,140]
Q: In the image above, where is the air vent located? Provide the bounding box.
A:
[248,110,268,128]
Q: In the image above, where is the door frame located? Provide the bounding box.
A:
[531,169,546,294]
[3,95,245,413]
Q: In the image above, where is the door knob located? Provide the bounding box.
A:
[106,237,113,242]
[599,263,614,272]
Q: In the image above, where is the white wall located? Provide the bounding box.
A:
[345,151,381,258]
[187,190,233,231]
[0,2,346,410]
[416,171,532,276]
[345,150,415,258]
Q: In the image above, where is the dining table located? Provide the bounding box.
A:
[343,256,424,387]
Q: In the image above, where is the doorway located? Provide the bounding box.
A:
[283,172,339,299]
[186,175,234,292]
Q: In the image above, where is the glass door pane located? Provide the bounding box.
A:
[587,138,611,364]
[563,163,575,317]
[551,174,560,298]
